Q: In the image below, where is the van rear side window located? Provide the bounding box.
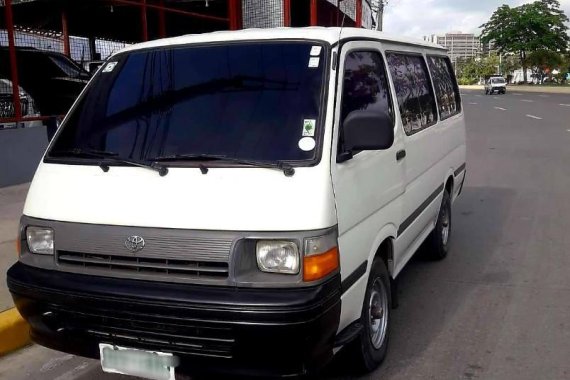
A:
[427,56,461,120]
[386,53,437,135]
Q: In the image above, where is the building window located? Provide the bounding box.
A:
[386,53,437,135]
[427,55,461,120]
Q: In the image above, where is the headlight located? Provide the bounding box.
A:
[26,226,54,255]
[256,240,299,274]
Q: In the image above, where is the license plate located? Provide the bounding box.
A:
[99,344,179,380]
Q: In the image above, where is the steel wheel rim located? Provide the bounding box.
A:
[368,278,389,349]
[441,206,450,246]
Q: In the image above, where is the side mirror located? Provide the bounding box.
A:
[342,110,394,152]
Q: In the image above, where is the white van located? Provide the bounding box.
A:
[8,27,465,378]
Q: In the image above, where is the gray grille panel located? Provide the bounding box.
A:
[57,251,229,280]
[56,223,233,262]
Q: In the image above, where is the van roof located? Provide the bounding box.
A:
[115,27,446,56]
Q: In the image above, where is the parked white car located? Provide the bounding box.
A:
[8,27,466,379]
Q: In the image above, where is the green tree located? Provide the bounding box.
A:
[480,0,570,84]
[500,55,520,76]
[527,49,564,82]
[456,55,501,84]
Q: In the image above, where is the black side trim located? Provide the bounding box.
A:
[341,261,367,294]
[334,321,363,347]
[454,163,466,177]
[398,184,444,236]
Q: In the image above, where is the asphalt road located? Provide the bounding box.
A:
[2,89,570,380]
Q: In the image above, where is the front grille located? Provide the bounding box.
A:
[57,251,229,280]
[47,305,235,358]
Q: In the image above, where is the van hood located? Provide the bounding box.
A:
[24,163,337,231]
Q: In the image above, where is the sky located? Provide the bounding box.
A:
[382,0,570,38]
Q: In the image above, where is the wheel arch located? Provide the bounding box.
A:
[366,223,397,278]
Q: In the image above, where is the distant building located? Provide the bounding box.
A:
[481,40,497,57]
[435,32,481,63]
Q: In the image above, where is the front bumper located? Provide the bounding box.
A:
[7,262,341,377]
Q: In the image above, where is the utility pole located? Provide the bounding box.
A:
[376,1,384,31]
[372,0,387,31]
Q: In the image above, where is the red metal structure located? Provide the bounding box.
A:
[310,0,318,26]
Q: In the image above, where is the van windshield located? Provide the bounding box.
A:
[491,77,505,84]
[48,42,327,164]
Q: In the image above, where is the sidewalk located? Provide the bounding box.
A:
[0,183,31,355]
[459,84,570,94]
[0,183,29,312]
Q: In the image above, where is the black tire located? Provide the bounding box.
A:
[426,189,452,260]
[349,259,391,374]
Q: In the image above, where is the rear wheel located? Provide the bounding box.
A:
[426,189,451,260]
[349,259,391,373]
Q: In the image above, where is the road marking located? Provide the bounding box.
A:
[475,94,482,97]
[538,94,549,98]
[513,93,522,96]
[494,107,507,111]
[521,99,534,103]
[469,102,478,105]
[493,96,500,100]
[526,114,542,120]
[560,104,570,107]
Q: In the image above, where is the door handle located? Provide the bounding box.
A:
[396,150,406,161]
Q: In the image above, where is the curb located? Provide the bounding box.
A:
[0,308,31,356]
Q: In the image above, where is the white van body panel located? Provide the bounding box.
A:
[330,40,406,331]
[24,163,337,231]
[330,38,465,333]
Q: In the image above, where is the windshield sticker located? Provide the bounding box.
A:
[102,62,118,73]
[308,57,320,68]
[302,119,316,137]
[298,137,316,151]
[310,46,322,56]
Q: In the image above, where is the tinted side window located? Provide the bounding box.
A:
[428,56,461,119]
[386,53,437,135]
[339,51,392,153]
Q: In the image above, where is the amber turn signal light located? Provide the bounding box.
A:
[303,247,339,282]
[16,237,21,257]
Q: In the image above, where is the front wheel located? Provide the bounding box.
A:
[348,259,391,373]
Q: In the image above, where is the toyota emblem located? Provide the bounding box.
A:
[125,236,145,253]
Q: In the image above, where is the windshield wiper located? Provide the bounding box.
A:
[151,153,295,177]
[51,148,168,177]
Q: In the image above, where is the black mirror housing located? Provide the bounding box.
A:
[343,110,394,152]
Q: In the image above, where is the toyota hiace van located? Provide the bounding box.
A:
[8,27,466,378]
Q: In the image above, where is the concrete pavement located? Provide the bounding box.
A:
[1,90,570,379]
